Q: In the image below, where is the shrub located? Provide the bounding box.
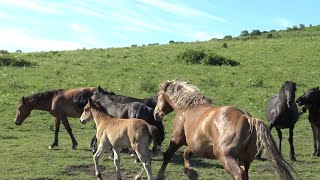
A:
[177,49,205,64]
[266,33,273,39]
[222,42,228,48]
[202,53,239,66]
[0,50,9,54]
[0,55,35,67]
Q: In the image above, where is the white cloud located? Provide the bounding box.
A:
[189,31,224,41]
[70,23,91,33]
[137,0,228,23]
[0,29,82,52]
[0,12,10,19]
[275,18,291,28]
[0,0,62,14]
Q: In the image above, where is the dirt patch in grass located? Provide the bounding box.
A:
[64,164,134,179]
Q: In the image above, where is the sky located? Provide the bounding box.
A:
[0,0,319,52]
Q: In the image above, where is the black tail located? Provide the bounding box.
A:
[148,125,161,154]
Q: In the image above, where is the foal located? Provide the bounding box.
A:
[80,99,159,180]
[90,86,164,154]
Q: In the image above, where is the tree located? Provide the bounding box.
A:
[299,24,305,30]
[240,30,249,36]
[250,29,261,36]
[223,35,232,40]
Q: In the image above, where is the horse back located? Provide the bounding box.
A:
[51,87,96,117]
[97,117,151,148]
[183,105,251,159]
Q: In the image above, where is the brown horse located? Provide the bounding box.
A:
[153,80,294,180]
[14,87,96,149]
[296,86,320,156]
[80,99,159,180]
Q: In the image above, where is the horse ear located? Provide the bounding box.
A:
[88,98,93,105]
[21,97,26,104]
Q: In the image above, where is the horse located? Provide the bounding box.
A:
[90,86,164,154]
[14,87,96,149]
[296,86,320,156]
[256,81,299,161]
[97,86,158,108]
[80,98,159,180]
[153,80,294,180]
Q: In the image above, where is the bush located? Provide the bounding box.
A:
[266,33,273,39]
[202,53,239,66]
[0,55,35,67]
[222,42,228,48]
[177,49,205,64]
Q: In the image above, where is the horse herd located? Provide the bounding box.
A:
[13,80,320,180]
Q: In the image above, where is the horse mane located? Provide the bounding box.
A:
[73,91,95,112]
[24,89,64,103]
[160,80,212,109]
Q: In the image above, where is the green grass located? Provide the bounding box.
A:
[1,25,320,179]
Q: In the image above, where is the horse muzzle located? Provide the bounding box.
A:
[153,109,163,121]
[14,120,22,126]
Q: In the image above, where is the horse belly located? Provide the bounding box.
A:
[187,136,216,159]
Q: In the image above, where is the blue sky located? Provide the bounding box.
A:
[0,0,318,52]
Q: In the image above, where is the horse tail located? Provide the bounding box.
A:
[147,125,161,155]
[248,117,296,180]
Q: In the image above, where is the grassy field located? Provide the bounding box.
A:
[1,25,320,179]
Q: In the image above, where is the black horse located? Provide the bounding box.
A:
[296,86,320,156]
[100,87,158,109]
[89,86,164,153]
[256,81,299,161]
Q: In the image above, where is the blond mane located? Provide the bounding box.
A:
[159,80,212,109]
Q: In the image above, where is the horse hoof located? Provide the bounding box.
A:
[72,146,78,150]
[48,145,57,149]
[290,156,296,161]
[184,167,198,180]
[155,174,165,180]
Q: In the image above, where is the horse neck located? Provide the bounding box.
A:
[100,96,123,115]
[90,107,113,126]
[26,97,52,112]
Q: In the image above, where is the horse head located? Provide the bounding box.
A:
[153,90,174,121]
[80,99,94,124]
[296,86,320,112]
[282,81,297,108]
[14,97,31,125]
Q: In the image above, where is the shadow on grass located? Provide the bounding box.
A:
[168,151,224,169]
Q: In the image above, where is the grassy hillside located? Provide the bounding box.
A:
[1,25,320,179]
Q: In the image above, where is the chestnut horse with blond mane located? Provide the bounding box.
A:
[153,80,295,180]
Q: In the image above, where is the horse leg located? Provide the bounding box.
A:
[156,140,183,179]
[134,143,152,180]
[94,142,106,180]
[288,127,296,161]
[275,128,282,152]
[113,148,122,180]
[219,155,245,180]
[310,123,318,156]
[61,117,78,149]
[90,134,97,154]
[49,117,60,149]
[183,147,198,180]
